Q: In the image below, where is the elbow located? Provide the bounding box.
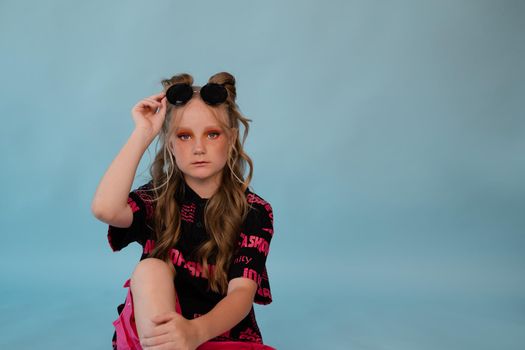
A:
[91,200,113,222]
[91,202,105,221]
[92,200,132,228]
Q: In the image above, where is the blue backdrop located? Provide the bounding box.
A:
[1,1,524,349]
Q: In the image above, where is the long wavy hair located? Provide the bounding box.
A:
[145,71,254,294]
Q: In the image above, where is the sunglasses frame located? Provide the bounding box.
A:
[165,83,228,106]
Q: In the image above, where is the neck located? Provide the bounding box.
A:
[184,175,222,199]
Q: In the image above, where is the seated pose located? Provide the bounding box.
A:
[92,71,276,350]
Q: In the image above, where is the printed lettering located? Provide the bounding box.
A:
[135,188,154,219]
[144,242,215,279]
[239,327,262,342]
[233,255,253,265]
[180,203,196,223]
[128,197,140,213]
[262,227,274,236]
[144,239,156,254]
[243,268,262,286]
[240,233,248,247]
[176,251,185,267]
[257,287,271,298]
[186,261,204,278]
[246,194,273,225]
[246,193,268,207]
[164,247,214,279]
[239,234,270,256]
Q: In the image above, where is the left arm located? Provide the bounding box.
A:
[141,277,256,350]
[192,277,257,345]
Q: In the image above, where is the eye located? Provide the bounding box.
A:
[177,134,191,140]
[208,131,221,139]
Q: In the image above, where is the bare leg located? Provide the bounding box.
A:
[130,258,177,341]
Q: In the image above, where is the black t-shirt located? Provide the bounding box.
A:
[107,179,274,344]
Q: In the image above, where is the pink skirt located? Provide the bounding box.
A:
[112,278,276,350]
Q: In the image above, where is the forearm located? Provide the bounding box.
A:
[191,288,253,345]
[91,128,153,219]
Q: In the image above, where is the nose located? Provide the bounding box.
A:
[193,137,206,155]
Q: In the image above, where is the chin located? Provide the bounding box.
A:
[186,170,219,181]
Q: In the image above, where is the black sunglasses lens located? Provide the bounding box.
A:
[166,83,193,105]
[200,83,227,105]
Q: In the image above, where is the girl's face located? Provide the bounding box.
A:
[168,96,231,194]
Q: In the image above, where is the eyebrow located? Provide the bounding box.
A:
[175,125,223,131]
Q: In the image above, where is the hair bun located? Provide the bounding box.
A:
[208,72,236,102]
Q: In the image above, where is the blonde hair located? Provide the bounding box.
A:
[146,72,254,294]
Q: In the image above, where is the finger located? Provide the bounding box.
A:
[142,322,170,339]
[140,331,172,347]
[150,91,166,98]
[144,99,162,108]
[142,97,162,106]
[157,97,167,113]
[135,100,161,110]
[143,342,173,350]
[144,97,161,104]
[147,92,166,101]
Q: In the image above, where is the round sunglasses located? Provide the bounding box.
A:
[166,83,228,106]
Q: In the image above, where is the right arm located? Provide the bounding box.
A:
[91,92,167,227]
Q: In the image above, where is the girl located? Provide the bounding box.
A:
[92,72,276,350]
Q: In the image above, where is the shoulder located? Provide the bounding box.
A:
[129,180,156,220]
[133,180,156,201]
[245,189,274,227]
[246,189,272,212]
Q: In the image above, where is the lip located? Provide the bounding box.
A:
[192,161,209,165]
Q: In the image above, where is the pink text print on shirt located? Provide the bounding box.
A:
[144,239,213,278]
[246,194,274,224]
[239,233,270,256]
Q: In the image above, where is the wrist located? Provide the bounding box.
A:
[131,128,155,147]
[190,317,209,346]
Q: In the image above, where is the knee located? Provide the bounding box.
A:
[130,258,175,290]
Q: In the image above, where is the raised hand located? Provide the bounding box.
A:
[131,91,167,140]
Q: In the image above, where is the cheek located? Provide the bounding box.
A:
[170,140,189,160]
[216,139,230,159]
